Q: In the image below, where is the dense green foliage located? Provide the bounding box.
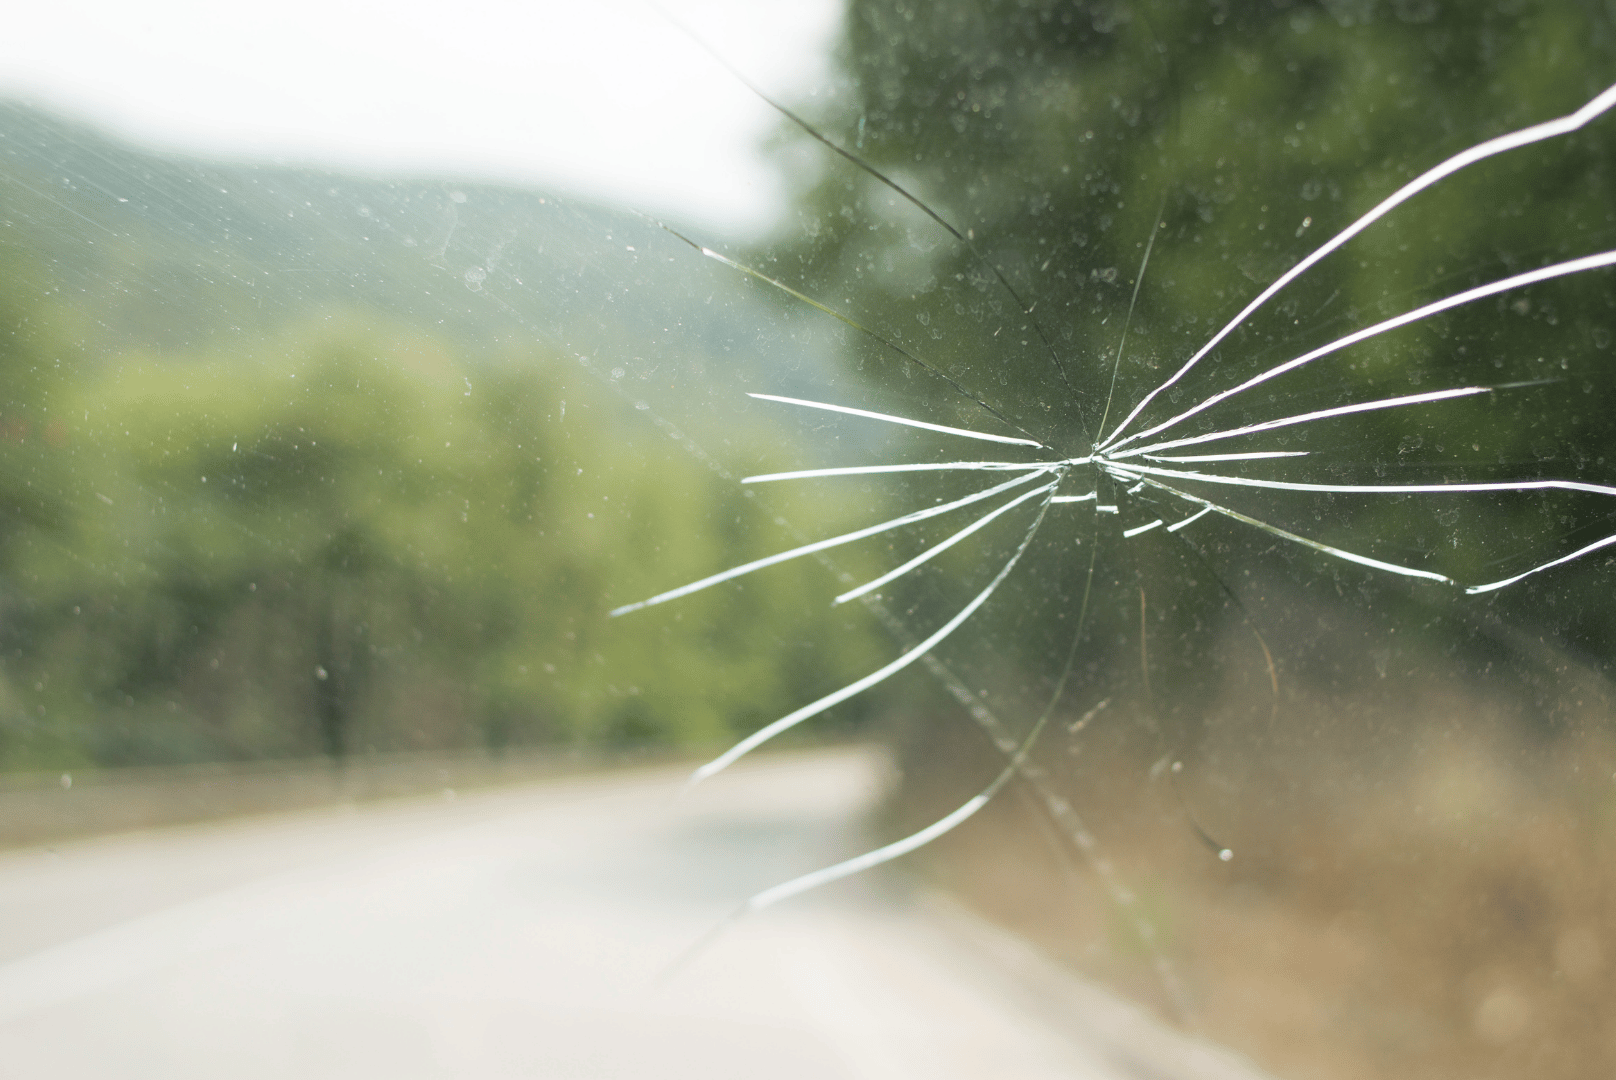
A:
[750,9,1616,1075]
[749,0,1616,731]
[0,177,881,771]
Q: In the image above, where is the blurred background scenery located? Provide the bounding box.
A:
[2,2,1615,1078]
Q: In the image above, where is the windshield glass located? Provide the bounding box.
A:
[3,3,1613,1079]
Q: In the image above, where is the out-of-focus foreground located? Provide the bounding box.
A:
[894,648,1616,1080]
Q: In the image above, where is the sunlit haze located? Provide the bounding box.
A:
[0,0,842,236]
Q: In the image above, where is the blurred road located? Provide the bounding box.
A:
[0,748,1267,1079]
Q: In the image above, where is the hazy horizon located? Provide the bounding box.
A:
[0,0,841,237]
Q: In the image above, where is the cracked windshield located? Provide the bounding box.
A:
[2,2,1613,1078]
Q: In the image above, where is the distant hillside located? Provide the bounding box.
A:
[0,99,889,771]
[0,99,840,401]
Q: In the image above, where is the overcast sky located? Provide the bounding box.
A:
[0,0,843,235]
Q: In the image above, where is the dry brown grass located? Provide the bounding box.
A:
[893,676,1616,1080]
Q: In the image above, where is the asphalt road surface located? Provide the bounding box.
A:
[0,747,1271,1079]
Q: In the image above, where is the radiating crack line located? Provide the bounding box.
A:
[1099,78,1616,451]
[609,468,1053,616]
[1113,466,1616,593]
[652,3,1088,426]
[1110,248,1616,452]
[747,392,1044,447]
[1143,451,1310,463]
[1095,195,1168,444]
[743,460,1057,484]
[1111,470,1456,584]
[653,220,1053,449]
[1107,460,1616,501]
[1116,386,1495,460]
[835,481,1059,606]
[687,493,1056,785]
[1166,505,1213,533]
[1464,532,1616,594]
[747,785,995,912]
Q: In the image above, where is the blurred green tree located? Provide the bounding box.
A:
[756,0,1616,721]
[0,299,881,770]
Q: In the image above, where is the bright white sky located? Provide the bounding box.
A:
[0,0,843,235]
